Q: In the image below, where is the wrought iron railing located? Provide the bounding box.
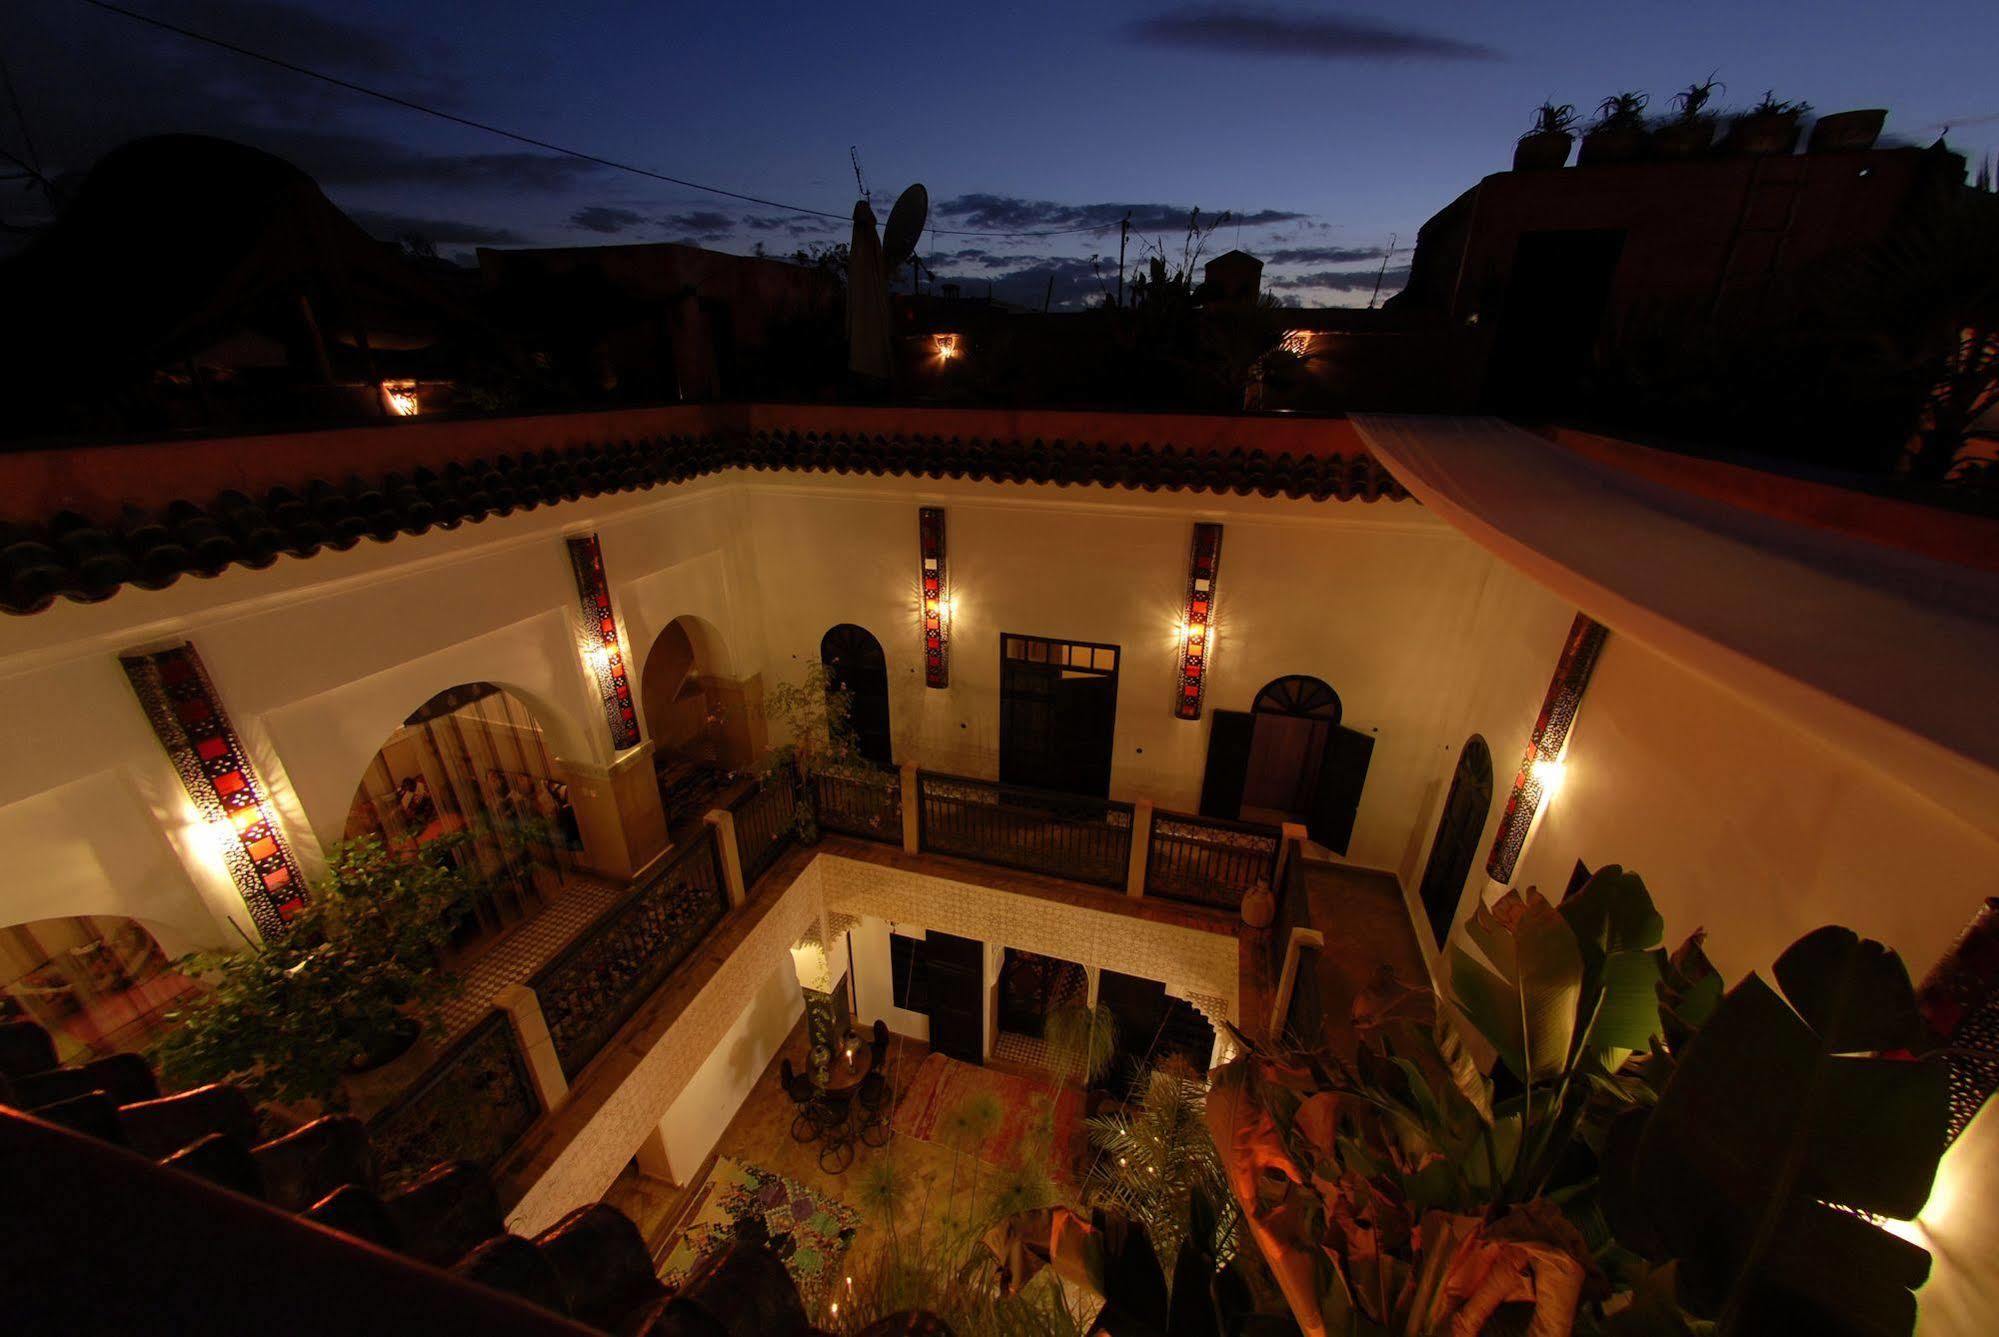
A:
[1145,809,1281,911]
[916,771,1133,889]
[728,770,799,888]
[527,829,731,1079]
[813,767,903,844]
[367,1010,542,1192]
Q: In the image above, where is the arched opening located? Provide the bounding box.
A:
[640,615,740,829]
[2,916,192,1063]
[820,623,892,770]
[1241,675,1341,825]
[1417,736,1494,948]
[1200,674,1372,853]
[343,683,580,951]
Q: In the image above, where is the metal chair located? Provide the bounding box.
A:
[811,1087,856,1173]
[780,1059,817,1143]
[855,1069,891,1148]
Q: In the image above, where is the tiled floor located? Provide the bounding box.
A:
[436,874,627,1038]
[605,1016,1094,1327]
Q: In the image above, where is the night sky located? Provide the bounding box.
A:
[5,1,1997,307]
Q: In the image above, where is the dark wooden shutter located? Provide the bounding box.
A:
[1198,710,1254,819]
[1308,725,1374,854]
[890,932,929,1012]
[921,930,985,1065]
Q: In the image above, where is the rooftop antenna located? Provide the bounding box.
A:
[1368,233,1398,309]
[849,146,870,201]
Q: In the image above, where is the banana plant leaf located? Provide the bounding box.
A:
[1451,889,1584,1082]
[1602,926,1948,1336]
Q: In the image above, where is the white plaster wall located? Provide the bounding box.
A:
[743,474,1487,875]
[1914,1100,1999,1336]
[654,954,803,1181]
[1513,634,1999,983]
[849,916,931,1043]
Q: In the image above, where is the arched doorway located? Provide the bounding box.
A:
[2,916,192,1063]
[344,683,579,950]
[1200,674,1373,854]
[820,623,892,770]
[1417,736,1494,948]
[640,616,740,827]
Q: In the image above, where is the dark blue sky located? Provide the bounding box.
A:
[6,1,1997,306]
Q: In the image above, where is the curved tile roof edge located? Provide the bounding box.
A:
[0,430,1409,616]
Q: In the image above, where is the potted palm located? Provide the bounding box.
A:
[1514,102,1576,171]
[151,835,479,1110]
[1727,90,1811,155]
[1580,91,1651,165]
[1656,76,1723,159]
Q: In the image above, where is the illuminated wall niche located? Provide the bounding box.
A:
[1486,613,1609,883]
[121,643,306,937]
[919,506,949,688]
[1174,522,1223,720]
[566,533,640,750]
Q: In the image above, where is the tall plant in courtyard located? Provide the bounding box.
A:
[152,833,484,1109]
[1207,865,1952,1336]
[1084,1055,1237,1276]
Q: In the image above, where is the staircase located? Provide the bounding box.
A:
[0,1017,886,1335]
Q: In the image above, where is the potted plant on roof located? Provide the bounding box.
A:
[1656,75,1724,159]
[1809,107,1888,153]
[1580,91,1652,165]
[1514,102,1577,171]
[1727,90,1812,155]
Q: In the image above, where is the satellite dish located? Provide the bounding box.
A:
[881,183,928,267]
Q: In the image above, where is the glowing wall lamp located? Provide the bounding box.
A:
[932,332,961,363]
[1486,613,1608,883]
[122,643,306,937]
[565,533,640,750]
[380,380,420,416]
[919,506,950,688]
[1173,523,1223,720]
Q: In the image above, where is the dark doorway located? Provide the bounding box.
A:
[999,634,1119,798]
[997,948,1087,1039]
[1416,736,1494,947]
[1200,676,1373,853]
[821,624,893,770]
[1096,969,1216,1099]
[920,930,985,1065]
[1484,228,1626,414]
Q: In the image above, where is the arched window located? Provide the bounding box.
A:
[1417,736,1494,947]
[1252,675,1342,723]
[820,624,892,770]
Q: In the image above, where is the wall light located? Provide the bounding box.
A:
[1174,523,1223,720]
[1279,329,1312,358]
[123,643,307,937]
[565,533,640,750]
[919,506,950,688]
[381,380,420,416]
[933,332,961,363]
[1487,614,1608,882]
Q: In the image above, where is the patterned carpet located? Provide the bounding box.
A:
[893,1052,1087,1182]
[659,1157,860,1308]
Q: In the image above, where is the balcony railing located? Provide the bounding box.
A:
[1144,809,1281,912]
[527,829,732,1080]
[813,767,903,844]
[727,771,799,888]
[367,1010,543,1192]
[916,770,1134,890]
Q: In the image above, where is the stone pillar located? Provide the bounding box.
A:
[1267,927,1324,1041]
[705,808,748,907]
[553,744,669,881]
[495,984,568,1114]
[1084,965,1100,1009]
[900,761,921,854]
[1126,799,1154,899]
[634,1125,676,1184]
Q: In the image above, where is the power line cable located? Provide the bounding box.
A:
[66,0,1126,241]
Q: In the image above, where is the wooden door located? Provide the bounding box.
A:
[922,930,985,1065]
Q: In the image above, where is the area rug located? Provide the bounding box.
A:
[658,1157,860,1307]
[893,1052,1087,1182]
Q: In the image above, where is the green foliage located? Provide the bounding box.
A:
[762,658,866,781]
[1042,1002,1117,1086]
[1085,1058,1237,1275]
[1526,101,1577,137]
[1669,75,1724,121]
[1595,92,1650,131]
[151,835,480,1109]
[1603,925,1948,1336]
